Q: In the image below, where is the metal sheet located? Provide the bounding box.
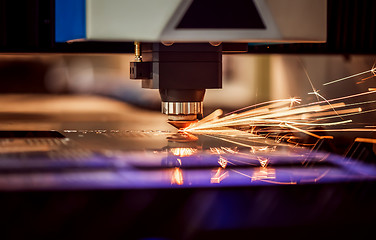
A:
[0,94,375,191]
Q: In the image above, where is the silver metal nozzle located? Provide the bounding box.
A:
[162,101,203,121]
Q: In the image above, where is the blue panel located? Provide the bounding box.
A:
[55,0,86,42]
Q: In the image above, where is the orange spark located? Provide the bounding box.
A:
[170,148,197,157]
[171,167,184,185]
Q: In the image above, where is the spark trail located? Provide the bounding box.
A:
[182,71,375,143]
[323,67,376,86]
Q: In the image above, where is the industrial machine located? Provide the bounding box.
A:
[0,0,376,239]
[55,0,327,126]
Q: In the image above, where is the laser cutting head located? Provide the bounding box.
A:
[130,43,222,124]
[54,1,326,124]
[124,0,325,123]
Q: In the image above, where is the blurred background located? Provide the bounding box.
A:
[0,53,374,121]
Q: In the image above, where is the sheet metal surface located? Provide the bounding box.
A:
[0,94,375,191]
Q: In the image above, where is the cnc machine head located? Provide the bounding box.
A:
[124,0,326,127]
[1,0,327,127]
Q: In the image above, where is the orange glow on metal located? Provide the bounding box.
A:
[354,138,376,144]
[170,147,197,157]
[252,168,276,181]
[210,147,238,155]
[257,157,269,168]
[210,147,224,154]
[250,146,275,154]
[167,132,198,142]
[171,167,184,185]
[211,168,229,183]
[218,156,228,168]
[177,158,182,166]
[221,147,238,154]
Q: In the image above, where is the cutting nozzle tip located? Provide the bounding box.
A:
[168,120,197,130]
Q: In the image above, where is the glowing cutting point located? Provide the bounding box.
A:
[168,120,197,130]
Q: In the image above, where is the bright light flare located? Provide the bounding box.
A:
[170,147,197,157]
[171,167,184,185]
[218,156,228,168]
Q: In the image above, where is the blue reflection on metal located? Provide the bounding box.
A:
[1,151,376,190]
